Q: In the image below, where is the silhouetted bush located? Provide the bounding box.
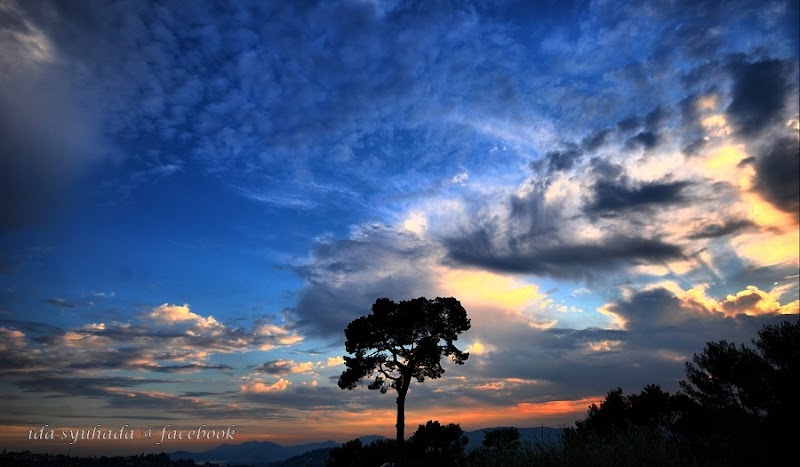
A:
[407,420,467,466]
[326,438,397,467]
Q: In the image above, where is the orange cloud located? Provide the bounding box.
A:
[586,340,622,352]
[670,283,798,317]
[325,357,344,367]
[240,378,291,394]
[148,303,222,330]
[0,327,27,352]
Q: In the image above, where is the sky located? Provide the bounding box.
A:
[1,0,798,456]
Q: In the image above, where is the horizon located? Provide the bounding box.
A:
[1,0,798,458]
[10,423,565,457]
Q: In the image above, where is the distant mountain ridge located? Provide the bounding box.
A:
[464,426,563,452]
[170,427,563,466]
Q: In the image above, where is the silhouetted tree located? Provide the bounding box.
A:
[337,297,470,462]
[482,427,521,452]
[327,439,364,467]
[569,387,633,440]
[679,320,799,462]
[557,321,799,465]
[751,319,800,432]
[681,340,768,417]
[566,385,690,443]
[327,438,396,467]
[408,420,467,466]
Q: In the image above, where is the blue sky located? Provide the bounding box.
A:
[1,0,798,454]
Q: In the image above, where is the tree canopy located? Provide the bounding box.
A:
[482,427,521,452]
[679,320,799,462]
[565,320,799,466]
[408,420,468,466]
[337,296,471,458]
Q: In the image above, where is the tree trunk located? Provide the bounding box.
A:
[396,390,406,445]
[396,376,411,465]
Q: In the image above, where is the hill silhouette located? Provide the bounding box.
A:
[168,428,562,466]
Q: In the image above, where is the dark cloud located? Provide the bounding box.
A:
[434,174,687,281]
[623,106,668,150]
[608,288,691,330]
[533,143,584,172]
[686,219,756,239]
[253,360,302,376]
[16,375,168,399]
[444,232,682,279]
[42,298,75,309]
[588,157,625,179]
[148,363,233,373]
[625,130,660,150]
[289,224,439,337]
[616,116,641,132]
[581,129,612,152]
[12,373,244,418]
[604,286,791,349]
[240,384,383,411]
[584,179,691,216]
[644,105,670,128]
[681,138,707,155]
[726,58,792,137]
[531,129,616,174]
[737,156,756,167]
[752,136,800,217]
[478,345,686,397]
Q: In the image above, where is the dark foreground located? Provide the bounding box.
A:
[0,451,221,467]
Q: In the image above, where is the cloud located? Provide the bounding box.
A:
[0,304,301,375]
[444,230,683,280]
[0,326,42,372]
[686,219,756,239]
[0,0,538,215]
[90,291,116,298]
[325,357,343,367]
[148,303,221,329]
[42,298,76,309]
[240,378,291,394]
[752,136,800,217]
[625,131,660,150]
[433,176,684,281]
[601,283,796,337]
[289,223,440,337]
[532,143,584,172]
[584,179,691,216]
[255,359,315,376]
[726,58,793,137]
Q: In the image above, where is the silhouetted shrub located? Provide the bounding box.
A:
[407,420,467,466]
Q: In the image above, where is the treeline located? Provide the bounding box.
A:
[0,451,220,467]
[327,320,798,466]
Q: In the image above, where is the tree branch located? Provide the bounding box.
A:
[378,361,399,381]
